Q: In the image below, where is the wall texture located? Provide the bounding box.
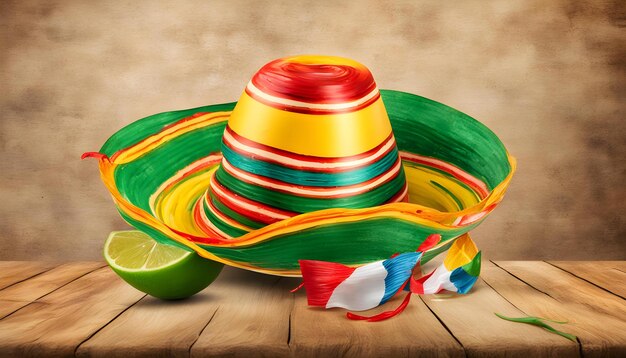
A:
[1,0,624,260]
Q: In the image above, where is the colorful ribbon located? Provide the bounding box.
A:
[299,234,481,321]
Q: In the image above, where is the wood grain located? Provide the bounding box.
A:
[0,261,59,290]
[548,261,626,299]
[482,261,626,357]
[0,267,145,357]
[0,301,29,321]
[290,289,465,357]
[493,261,626,319]
[0,261,625,357]
[420,279,578,357]
[0,262,105,319]
[190,270,295,358]
[75,267,291,358]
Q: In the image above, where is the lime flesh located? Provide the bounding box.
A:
[104,231,223,299]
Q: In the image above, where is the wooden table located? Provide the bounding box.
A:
[0,261,624,357]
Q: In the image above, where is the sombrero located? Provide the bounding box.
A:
[84,55,515,288]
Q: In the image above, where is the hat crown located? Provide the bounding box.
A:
[201,55,407,239]
[227,55,392,158]
[249,55,377,106]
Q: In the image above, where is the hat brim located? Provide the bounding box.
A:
[90,90,515,276]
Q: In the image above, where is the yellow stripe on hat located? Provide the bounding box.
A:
[227,93,393,157]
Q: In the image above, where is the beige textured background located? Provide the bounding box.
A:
[1,0,624,261]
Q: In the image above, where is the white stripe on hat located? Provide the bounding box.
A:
[247,81,380,111]
[326,261,388,311]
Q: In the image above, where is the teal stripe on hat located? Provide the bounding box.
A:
[213,164,407,213]
[221,141,401,187]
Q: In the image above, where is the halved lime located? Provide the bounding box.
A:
[104,230,223,300]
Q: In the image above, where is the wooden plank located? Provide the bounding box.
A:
[0,261,59,290]
[494,261,626,319]
[482,261,626,357]
[190,270,294,358]
[420,279,578,357]
[76,279,221,358]
[548,261,626,299]
[598,261,626,271]
[0,262,105,319]
[290,288,465,357]
[75,267,291,358]
[0,261,622,356]
[0,266,145,357]
[0,301,29,320]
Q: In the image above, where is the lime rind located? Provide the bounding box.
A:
[103,230,224,300]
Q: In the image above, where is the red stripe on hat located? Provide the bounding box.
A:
[192,197,230,243]
[245,87,379,115]
[225,125,395,165]
[209,173,297,223]
[385,182,409,204]
[109,113,228,162]
[250,58,376,104]
[400,152,490,199]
